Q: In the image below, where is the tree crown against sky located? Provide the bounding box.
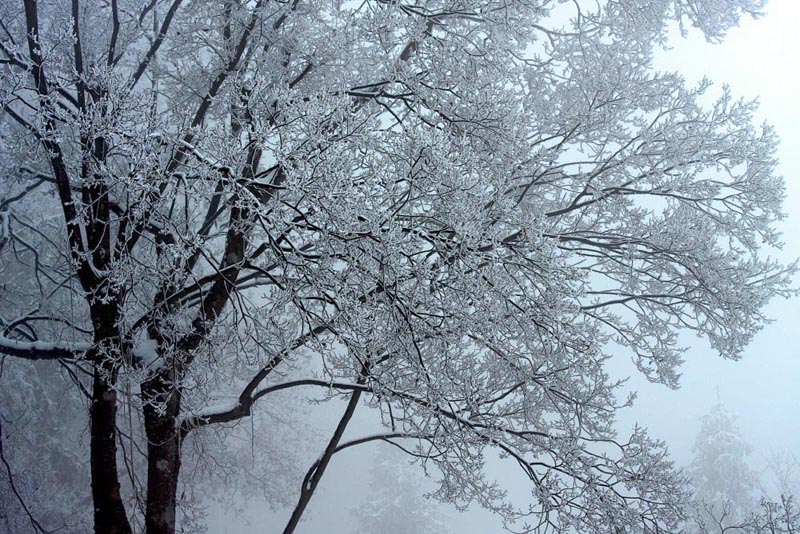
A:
[0,1,795,533]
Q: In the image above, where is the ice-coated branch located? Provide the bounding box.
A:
[179,324,333,435]
[0,335,89,360]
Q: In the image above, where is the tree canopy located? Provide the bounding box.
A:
[0,1,794,533]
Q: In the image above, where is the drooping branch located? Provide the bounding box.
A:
[328,432,436,454]
[181,375,556,451]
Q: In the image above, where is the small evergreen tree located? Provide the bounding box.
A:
[351,447,447,534]
[688,401,758,530]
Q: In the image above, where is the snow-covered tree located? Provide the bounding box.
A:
[686,403,800,533]
[0,1,794,533]
[688,402,759,530]
[351,447,447,534]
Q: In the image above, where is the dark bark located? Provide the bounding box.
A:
[23,0,94,291]
[142,374,182,534]
[15,4,274,534]
[89,301,132,534]
[139,192,252,534]
[137,127,263,534]
[90,367,131,534]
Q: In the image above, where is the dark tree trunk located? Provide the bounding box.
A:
[90,366,132,534]
[89,300,132,534]
[142,376,182,534]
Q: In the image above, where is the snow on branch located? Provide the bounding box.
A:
[0,335,90,360]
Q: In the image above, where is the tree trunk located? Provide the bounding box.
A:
[89,299,132,534]
[143,377,182,534]
[90,365,132,534]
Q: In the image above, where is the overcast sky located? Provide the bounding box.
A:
[210,3,800,532]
